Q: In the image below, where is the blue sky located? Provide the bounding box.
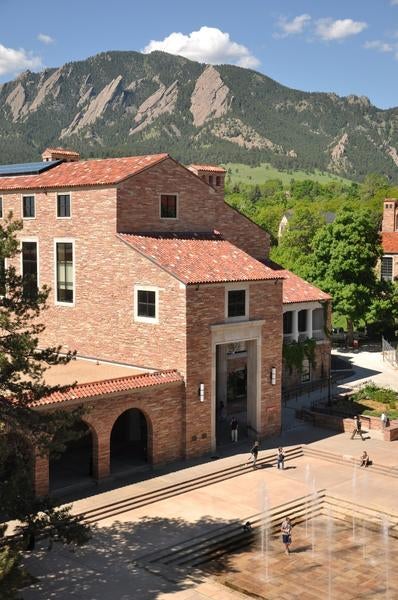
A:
[1,0,397,108]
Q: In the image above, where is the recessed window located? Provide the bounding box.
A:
[283,311,293,334]
[56,242,74,304]
[0,197,3,218]
[22,241,38,299]
[228,289,246,318]
[22,195,35,219]
[381,256,393,281]
[160,194,177,219]
[135,287,158,323]
[57,193,71,218]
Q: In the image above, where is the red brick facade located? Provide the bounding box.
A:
[0,151,331,495]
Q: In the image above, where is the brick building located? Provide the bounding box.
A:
[0,149,331,495]
[381,198,398,281]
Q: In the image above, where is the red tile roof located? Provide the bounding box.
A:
[118,232,283,285]
[43,147,80,156]
[0,153,169,191]
[34,369,183,407]
[189,164,226,173]
[263,260,331,304]
[382,232,398,253]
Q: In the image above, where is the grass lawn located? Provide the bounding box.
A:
[223,162,353,186]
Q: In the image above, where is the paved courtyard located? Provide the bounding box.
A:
[18,349,398,599]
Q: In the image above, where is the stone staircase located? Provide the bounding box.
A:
[302,445,398,478]
[135,491,398,583]
[80,446,304,525]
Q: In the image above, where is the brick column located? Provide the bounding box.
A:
[92,431,110,481]
[34,452,49,497]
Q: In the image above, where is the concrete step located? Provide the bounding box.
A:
[302,446,398,478]
[81,446,304,524]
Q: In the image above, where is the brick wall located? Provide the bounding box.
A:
[382,199,398,232]
[117,158,270,259]
[34,380,185,495]
[184,279,283,457]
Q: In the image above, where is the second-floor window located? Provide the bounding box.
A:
[134,286,158,323]
[22,241,38,299]
[160,194,177,219]
[228,289,246,318]
[381,256,393,281]
[0,197,3,219]
[57,193,71,218]
[22,195,35,219]
[56,242,74,304]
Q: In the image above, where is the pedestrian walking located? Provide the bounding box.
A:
[230,417,238,442]
[277,447,285,469]
[281,516,292,555]
[248,441,260,468]
[359,450,370,468]
[381,412,387,429]
[350,415,365,440]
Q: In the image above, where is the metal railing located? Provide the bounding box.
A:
[382,336,398,368]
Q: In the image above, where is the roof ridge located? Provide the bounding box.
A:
[55,368,181,392]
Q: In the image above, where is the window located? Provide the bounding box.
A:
[301,359,311,383]
[283,311,293,334]
[0,197,3,218]
[22,241,38,299]
[298,309,307,332]
[228,289,246,318]
[381,256,393,281]
[56,242,74,304]
[22,195,35,219]
[216,176,221,186]
[57,193,71,218]
[209,175,214,186]
[135,287,158,322]
[160,194,177,219]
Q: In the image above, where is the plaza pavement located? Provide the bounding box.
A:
[20,349,398,599]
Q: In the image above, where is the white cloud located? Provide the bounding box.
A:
[37,33,55,45]
[274,14,311,38]
[0,44,42,76]
[391,1,398,5]
[364,39,398,60]
[143,26,260,69]
[315,18,367,41]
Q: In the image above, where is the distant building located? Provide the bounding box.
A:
[0,148,331,495]
[381,199,398,281]
[278,210,336,239]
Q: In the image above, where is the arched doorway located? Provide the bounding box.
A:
[49,421,93,491]
[110,408,148,474]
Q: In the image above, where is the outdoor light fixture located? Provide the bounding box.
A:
[271,367,277,385]
[198,383,205,402]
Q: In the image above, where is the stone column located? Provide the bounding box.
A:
[216,344,228,409]
[246,340,258,436]
[292,310,299,342]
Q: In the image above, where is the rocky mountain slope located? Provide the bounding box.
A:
[1,50,398,180]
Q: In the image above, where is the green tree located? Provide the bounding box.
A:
[271,206,325,277]
[0,216,90,581]
[307,207,381,343]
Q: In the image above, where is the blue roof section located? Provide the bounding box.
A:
[0,160,61,177]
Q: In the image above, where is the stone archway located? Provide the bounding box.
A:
[110,408,150,474]
[49,420,94,491]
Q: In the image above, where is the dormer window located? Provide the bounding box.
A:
[160,194,177,219]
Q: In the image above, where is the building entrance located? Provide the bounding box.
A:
[110,408,148,474]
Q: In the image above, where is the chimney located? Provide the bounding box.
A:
[382,198,398,232]
[42,147,80,163]
[188,164,226,193]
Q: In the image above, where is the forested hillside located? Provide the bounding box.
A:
[1,50,398,180]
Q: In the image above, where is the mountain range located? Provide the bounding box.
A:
[1,50,398,181]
